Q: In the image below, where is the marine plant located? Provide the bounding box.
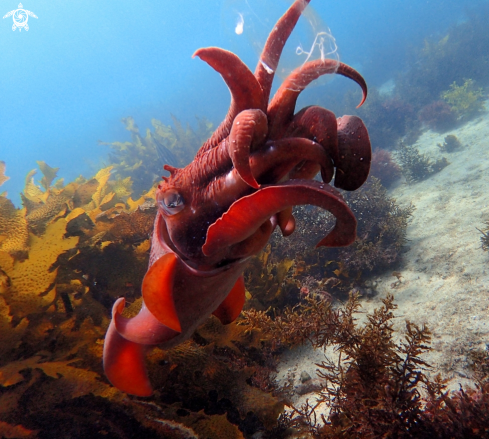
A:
[395,141,449,183]
[342,87,417,151]
[246,177,414,308]
[0,163,28,259]
[369,149,402,188]
[102,115,213,197]
[418,100,458,133]
[397,5,489,111]
[438,134,462,153]
[477,220,489,252]
[244,294,489,439]
[441,79,486,117]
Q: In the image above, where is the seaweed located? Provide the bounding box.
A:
[418,100,458,133]
[397,5,489,111]
[441,79,486,117]
[244,294,489,438]
[252,178,414,304]
[438,134,462,153]
[395,141,449,183]
[101,116,213,197]
[369,149,402,188]
[477,220,489,252]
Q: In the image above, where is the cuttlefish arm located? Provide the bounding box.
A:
[255,0,312,103]
[202,179,356,256]
[268,59,368,139]
[193,47,266,156]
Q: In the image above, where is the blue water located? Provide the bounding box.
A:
[0,0,481,206]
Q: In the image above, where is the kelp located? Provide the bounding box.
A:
[101,115,214,197]
[0,161,286,438]
[441,79,486,117]
[0,163,28,258]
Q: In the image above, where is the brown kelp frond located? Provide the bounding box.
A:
[0,161,9,189]
[101,115,214,197]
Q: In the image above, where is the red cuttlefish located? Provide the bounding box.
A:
[103,0,371,396]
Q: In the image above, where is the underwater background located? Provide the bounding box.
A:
[2,0,489,437]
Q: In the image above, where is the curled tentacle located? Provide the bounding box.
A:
[228,109,268,189]
[284,106,339,164]
[268,60,367,139]
[194,47,265,157]
[202,179,356,256]
[250,137,334,185]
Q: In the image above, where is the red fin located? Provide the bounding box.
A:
[142,252,181,333]
[103,298,153,396]
[212,276,245,325]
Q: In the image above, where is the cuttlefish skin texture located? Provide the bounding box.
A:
[103,0,371,396]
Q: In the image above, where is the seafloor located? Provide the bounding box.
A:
[277,100,489,409]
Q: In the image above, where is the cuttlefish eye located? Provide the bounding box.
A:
[157,189,184,215]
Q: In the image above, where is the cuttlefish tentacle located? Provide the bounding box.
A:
[268,60,368,140]
[255,0,312,103]
[203,136,334,208]
[285,106,339,164]
[250,137,334,185]
[228,109,268,189]
[194,47,266,157]
[202,179,356,256]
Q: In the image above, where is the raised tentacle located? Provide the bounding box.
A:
[268,60,367,139]
[255,0,312,104]
[193,47,266,157]
[202,179,356,256]
[228,109,268,189]
[334,115,371,191]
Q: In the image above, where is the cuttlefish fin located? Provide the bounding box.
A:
[103,298,153,397]
[142,252,182,333]
[212,275,246,325]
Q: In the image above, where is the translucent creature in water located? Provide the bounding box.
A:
[221,0,339,85]
[235,12,244,35]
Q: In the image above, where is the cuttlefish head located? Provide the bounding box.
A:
[154,161,268,271]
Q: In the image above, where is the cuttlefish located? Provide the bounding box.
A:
[103,0,370,396]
